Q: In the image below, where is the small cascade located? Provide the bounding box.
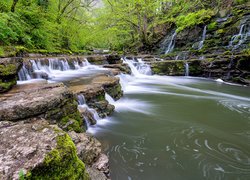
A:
[185,62,189,76]
[198,25,207,50]
[77,94,86,105]
[48,58,70,71]
[105,93,115,105]
[123,57,152,76]
[18,57,97,81]
[229,24,250,49]
[77,94,101,127]
[18,66,31,81]
[165,31,177,54]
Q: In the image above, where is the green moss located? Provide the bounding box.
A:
[0,47,4,57]
[0,64,17,76]
[216,29,225,35]
[208,22,217,31]
[0,78,16,93]
[26,133,90,180]
[176,9,214,32]
[46,100,85,133]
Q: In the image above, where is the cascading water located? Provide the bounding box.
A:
[122,57,152,76]
[198,25,207,50]
[18,65,31,81]
[164,31,177,54]
[185,62,189,76]
[229,24,250,49]
[94,56,250,180]
[77,94,101,129]
[17,58,104,82]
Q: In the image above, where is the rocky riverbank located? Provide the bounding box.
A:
[0,54,125,179]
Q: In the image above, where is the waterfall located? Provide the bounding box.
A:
[198,26,207,50]
[105,93,115,105]
[18,57,96,81]
[229,24,250,49]
[77,94,101,128]
[18,66,31,81]
[77,94,86,105]
[185,62,189,76]
[123,57,152,76]
[165,31,177,54]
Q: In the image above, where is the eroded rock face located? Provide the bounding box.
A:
[69,74,122,117]
[0,58,23,93]
[0,83,85,132]
[68,131,110,179]
[0,119,89,180]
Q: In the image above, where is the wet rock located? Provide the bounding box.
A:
[0,57,23,93]
[78,106,97,125]
[0,83,85,132]
[86,55,108,65]
[68,131,110,178]
[103,63,131,74]
[69,74,122,117]
[92,74,123,100]
[0,119,89,180]
[105,54,122,64]
[92,154,110,176]
[68,131,102,164]
[32,71,49,79]
[86,167,108,180]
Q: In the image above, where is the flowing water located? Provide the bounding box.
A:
[17,57,250,180]
[89,58,250,180]
[198,26,207,50]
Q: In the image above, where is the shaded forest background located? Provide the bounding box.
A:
[0,0,248,54]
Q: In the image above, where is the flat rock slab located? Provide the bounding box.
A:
[0,82,72,121]
[0,119,58,180]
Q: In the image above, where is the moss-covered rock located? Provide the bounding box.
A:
[0,57,23,93]
[0,119,89,180]
[26,132,89,180]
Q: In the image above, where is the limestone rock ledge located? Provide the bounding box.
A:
[0,119,90,180]
[0,82,85,132]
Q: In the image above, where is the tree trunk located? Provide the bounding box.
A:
[11,0,19,12]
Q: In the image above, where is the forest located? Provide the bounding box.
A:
[0,0,247,55]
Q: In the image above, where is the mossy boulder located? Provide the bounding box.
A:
[0,119,89,180]
[0,57,23,93]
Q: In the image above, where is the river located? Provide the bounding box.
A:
[89,59,250,180]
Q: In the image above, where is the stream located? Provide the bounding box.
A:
[90,59,250,180]
[17,57,250,180]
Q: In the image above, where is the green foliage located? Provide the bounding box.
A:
[18,169,25,180]
[175,9,214,32]
[208,21,217,31]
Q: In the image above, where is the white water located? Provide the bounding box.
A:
[229,24,250,49]
[18,65,31,81]
[165,31,177,54]
[185,62,189,76]
[17,58,106,83]
[198,26,207,50]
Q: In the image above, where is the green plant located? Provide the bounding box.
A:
[175,9,214,32]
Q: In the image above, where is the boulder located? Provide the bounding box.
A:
[86,55,108,65]
[105,54,122,64]
[0,58,23,93]
[92,74,123,100]
[103,63,131,75]
[0,82,85,132]
[68,131,110,178]
[0,119,89,180]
